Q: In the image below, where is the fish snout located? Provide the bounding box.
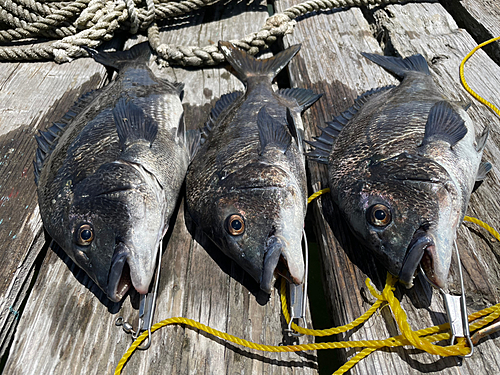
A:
[107,242,132,302]
[261,234,305,294]
[421,233,453,289]
[399,230,452,289]
[107,242,154,301]
[399,233,435,286]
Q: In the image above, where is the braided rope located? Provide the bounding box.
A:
[124,0,139,34]
[0,0,87,43]
[0,0,404,64]
[114,270,500,375]
[113,189,500,374]
[1,0,58,24]
[459,36,500,118]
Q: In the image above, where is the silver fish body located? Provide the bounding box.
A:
[308,53,490,288]
[186,42,321,293]
[34,43,189,302]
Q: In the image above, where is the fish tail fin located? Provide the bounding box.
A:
[219,41,300,84]
[361,52,430,79]
[85,42,151,70]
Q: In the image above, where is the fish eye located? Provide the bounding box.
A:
[76,224,94,246]
[367,204,392,227]
[225,214,245,236]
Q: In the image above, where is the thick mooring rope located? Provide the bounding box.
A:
[0,0,404,64]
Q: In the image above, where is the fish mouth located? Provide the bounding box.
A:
[399,231,438,287]
[107,243,134,302]
[260,235,304,294]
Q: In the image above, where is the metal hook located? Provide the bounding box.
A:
[419,241,473,357]
[115,239,163,350]
[286,229,309,337]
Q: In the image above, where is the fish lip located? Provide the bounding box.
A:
[107,242,132,302]
[399,232,435,286]
[260,237,282,294]
[260,235,304,294]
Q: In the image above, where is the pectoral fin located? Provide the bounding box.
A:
[112,97,158,150]
[257,107,292,155]
[422,101,467,147]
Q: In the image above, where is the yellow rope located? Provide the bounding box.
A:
[115,272,500,375]
[280,277,384,337]
[459,36,500,117]
[464,216,500,241]
[307,188,330,204]
[115,187,500,375]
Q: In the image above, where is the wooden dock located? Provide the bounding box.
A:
[1,0,500,374]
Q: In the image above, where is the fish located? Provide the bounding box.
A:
[307,52,491,288]
[34,42,190,302]
[185,42,321,294]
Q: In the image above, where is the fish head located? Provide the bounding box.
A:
[335,153,460,288]
[56,162,164,302]
[205,164,306,294]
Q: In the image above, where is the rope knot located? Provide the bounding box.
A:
[265,14,296,36]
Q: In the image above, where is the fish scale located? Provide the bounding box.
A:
[186,41,321,294]
[35,42,190,302]
[308,52,491,289]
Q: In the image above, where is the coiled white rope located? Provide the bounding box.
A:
[0,0,404,64]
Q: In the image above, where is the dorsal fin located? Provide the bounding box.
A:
[306,86,394,164]
[33,90,100,185]
[202,91,242,140]
[112,97,158,150]
[279,88,322,112]
[219,41,300,85]
[421,101,467,148]
[257,107,292,155]
[361,52,430,79]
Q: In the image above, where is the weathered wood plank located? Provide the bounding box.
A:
[2,2,318,374]
[275,0,500,373]
[0,47,114,359]
[441,0,500,60]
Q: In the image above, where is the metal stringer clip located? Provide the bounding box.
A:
[286,229,309,337]
[115,239,163,350]
[420,241,473,358]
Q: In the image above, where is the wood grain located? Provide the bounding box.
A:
[274,0,500,373]
[2,2,318,374]
[0,44,113,360]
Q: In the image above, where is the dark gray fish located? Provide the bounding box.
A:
[34,43,190,302]
[186,42,321,293]
[308,53,491,288]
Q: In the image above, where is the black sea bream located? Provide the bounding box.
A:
[186,42,321,293]
[34,43,190,302]
[308,53,491,288]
